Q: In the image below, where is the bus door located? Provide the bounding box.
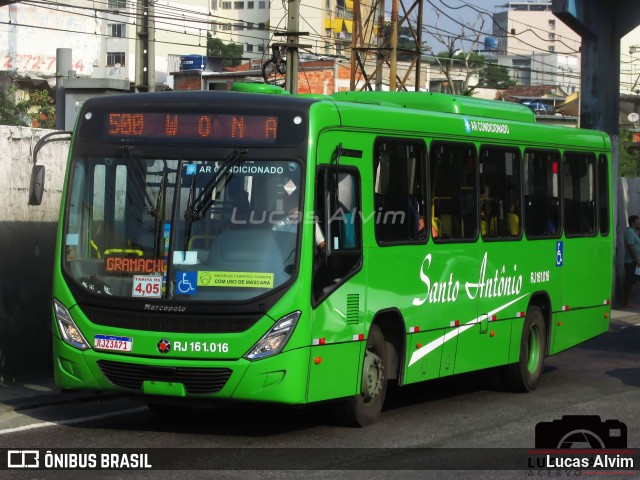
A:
[555,151,610,352]
[308,132,366,403]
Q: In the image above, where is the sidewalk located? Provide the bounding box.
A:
[1,309,639,414]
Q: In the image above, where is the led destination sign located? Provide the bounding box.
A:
[106,112,278,143]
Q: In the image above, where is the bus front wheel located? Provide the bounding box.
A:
[337,324,387,427]
[503,306,546,392]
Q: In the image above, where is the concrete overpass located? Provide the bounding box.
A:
[553,0,640,133]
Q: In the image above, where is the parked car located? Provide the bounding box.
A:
[522,101,553,115]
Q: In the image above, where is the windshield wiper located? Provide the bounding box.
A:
[154,169,167,258]
[183,171,197,261]
[183,148,247,253]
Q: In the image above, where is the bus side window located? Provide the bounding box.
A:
[524,150,561,239]
[479,146,521,240]
[373,139,427,244]
[597,154,610,236]
[563,152,597,237]
[430,142,477,241]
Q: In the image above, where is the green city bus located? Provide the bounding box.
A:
[48,85,612,426]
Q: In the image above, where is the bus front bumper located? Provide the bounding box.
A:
[53,339,311,405]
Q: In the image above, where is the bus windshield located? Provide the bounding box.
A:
[62,153,303,302]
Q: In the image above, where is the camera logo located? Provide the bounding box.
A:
[535,415,627,449]
[7,450,40,468]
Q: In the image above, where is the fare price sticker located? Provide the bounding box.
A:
[132,275,162,298]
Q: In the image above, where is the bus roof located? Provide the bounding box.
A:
[331,91,536,124]
[79,89,319,111]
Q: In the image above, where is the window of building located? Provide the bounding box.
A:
[106,52,126,67]
[234,1,244,8]
[108,23,125,38]
[246,44,254,52]
[548,45,555,52]
[479,146,522,239]
[258,22,265,30]
[523,150,561,238]
[548,32,556,41]
[247,1,254,7]
[259,1,266,8]
[373,139,427,244]
[221,24,232,31]
[430,142,478,241]
[246,22,253,30]
[221,1,231,8]
[234,23,244,31]
[258,45,265,52]
[563,152,596,236]
[108,0,126,9]
[211,0,217,9]
[549,19,556,30]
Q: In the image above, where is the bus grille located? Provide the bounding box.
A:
[97,360,232,394]
[80,305,258,333]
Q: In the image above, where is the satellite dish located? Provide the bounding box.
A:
[629,112,640,123]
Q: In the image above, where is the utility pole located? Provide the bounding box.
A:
[350,0,423,91]
[135,0,155,92]
[285,0,299,94]
[273,0,309,94]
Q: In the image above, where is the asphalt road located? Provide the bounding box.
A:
[0,315,638,479]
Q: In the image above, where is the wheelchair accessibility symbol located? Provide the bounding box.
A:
[556,241,564,267]
[177,271,197,295]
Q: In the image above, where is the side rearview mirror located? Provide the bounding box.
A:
[28,165,45,205]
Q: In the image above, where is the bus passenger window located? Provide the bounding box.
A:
[373,139,427,244]
[563,152,596,236]
[523,150,561,238]
[598,154,610,236]
[430,142,477,241]
[479,147,521,239]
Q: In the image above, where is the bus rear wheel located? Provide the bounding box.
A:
[503,306,546,392]
[337,324,387,427]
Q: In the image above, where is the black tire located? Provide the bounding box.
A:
[336,324,388,427]
[503,306,546,392]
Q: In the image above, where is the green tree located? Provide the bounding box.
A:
[479,63,517,89]
[27,90,56,129]
[382,24,419,62]
[207,34,244,67]
[619,130,640,177]
[0,87,29,126]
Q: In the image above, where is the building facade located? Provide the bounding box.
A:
[489,1,581,91]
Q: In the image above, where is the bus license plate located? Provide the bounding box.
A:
[94,335,132,352]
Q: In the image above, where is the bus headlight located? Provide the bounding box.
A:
[245,311,301,361]
[54,299,90,351]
